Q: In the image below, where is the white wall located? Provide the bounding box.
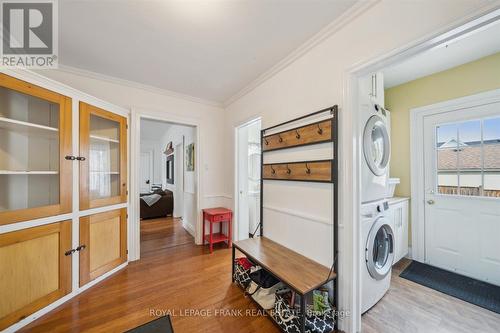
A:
[38,68,228,245]
[223,2,497,330]
[225,0,494,265]
[161,123,197,235]
[140,119,171,186]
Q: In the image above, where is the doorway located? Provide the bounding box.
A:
[235,118,262,241]
[138,118,197,256]
[414,90,500,285]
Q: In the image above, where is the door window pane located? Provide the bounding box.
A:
[458,121,482,196]
[435,117,500,198]
[483,117,500,197]
[436,124,458,195]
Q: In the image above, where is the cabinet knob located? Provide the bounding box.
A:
[76,245,86,251]
[65,155,76,160]
[76,156,86,161]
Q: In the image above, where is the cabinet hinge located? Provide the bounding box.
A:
[126,250,129,254]
[126,124,128,129]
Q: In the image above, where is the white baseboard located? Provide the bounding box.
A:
[183,220,195,237]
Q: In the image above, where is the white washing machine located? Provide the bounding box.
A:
[361,199,394,314]
[361,103,391,203]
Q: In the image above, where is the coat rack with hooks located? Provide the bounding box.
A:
[262,159,333,182]
[262,118,332,152]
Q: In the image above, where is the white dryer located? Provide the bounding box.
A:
[361,199,394,314]
[361,103,391,203]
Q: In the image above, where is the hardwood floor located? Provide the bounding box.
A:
[140,217,194,255]
[20,218,278,333]
[362,259,500,333]
[19,219,500,333]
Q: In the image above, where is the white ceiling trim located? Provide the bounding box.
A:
[56,64,223,108]
[223,0,379,107]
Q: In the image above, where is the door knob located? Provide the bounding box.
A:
[427,199,435,205]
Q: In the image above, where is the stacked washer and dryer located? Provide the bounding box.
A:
[360,73,395,314]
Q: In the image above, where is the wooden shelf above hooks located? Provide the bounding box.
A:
[262,119,332,152]
[262,159,333,183]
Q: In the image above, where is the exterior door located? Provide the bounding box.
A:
[79,209,127,286]
[140,151,152,193]
[79,102,127,210]
[0,221,72,330]
[423,100,500,285]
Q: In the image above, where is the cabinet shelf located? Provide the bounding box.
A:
[90,135,119,143]
[90,171,119,175]
[0,116,58,139]
[0,170,59,175]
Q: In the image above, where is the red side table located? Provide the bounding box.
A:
[202,207,233,253]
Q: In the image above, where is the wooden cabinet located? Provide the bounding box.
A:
[79,102,127,210]
[79,209,127,286]
[0,221,72,330]
[389,198,409,265]
[0,74,72,225]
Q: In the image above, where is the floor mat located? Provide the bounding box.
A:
[125,316,174,333]
[400,261,500,314]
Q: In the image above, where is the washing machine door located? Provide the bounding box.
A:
[363,115,390,176]
[365,217,394,280]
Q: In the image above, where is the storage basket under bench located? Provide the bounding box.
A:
[232,237,337,333]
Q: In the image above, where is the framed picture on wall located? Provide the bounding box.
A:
[186,143,195,171]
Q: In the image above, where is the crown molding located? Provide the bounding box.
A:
[55,64,223,108]
[223,0,379,107]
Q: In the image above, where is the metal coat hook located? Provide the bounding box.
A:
[278,134,283,143]
[305,163,311,174]
[317,124,323,135]
[295,130,300,139]
[264,137,269,145]
[286,164,291,174]
[271,165,276,174]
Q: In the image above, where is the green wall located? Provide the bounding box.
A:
[385,51,500,243]
[386,51,500,198]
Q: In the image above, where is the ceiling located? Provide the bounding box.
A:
[59,0,357,104]
[384,19,500,88]
[140,119,171,141]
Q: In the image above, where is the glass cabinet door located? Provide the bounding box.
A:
[79,102,127,210]
[0,74,72,225]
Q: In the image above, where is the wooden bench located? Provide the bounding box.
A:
[232,236,336,332]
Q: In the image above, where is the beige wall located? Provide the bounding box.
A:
[386,51,500,198]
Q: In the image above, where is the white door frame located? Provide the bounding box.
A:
[234,117,261,242]
[410,88,500,263]
[343,8,500,332]
[130,107,201,261]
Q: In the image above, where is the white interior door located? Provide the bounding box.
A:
[237,125,250,240]
[140,151,153,193]
[174,142,184,218]
[236,119,261,241]
[423,100,500,285]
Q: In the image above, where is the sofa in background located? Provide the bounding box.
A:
[140,189,174,219]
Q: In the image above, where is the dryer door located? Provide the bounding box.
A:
[363,115,390,176]
[366,217,394,280]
